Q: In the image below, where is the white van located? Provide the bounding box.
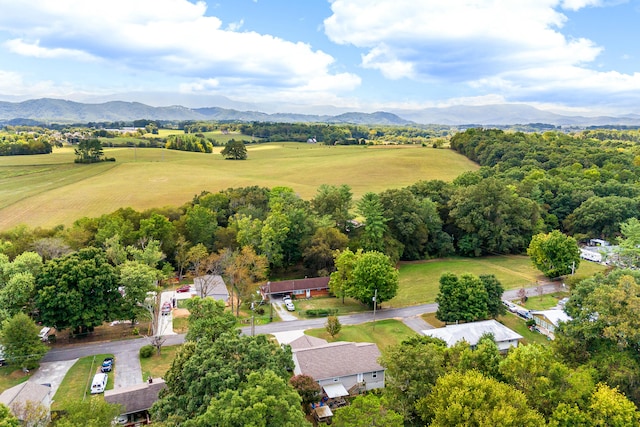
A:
[38,327,51,342]
[90,373,108,394]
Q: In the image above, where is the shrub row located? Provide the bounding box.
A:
[305,308,338,317]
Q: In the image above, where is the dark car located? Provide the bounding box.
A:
[101,357,114,373]
[176,285,191,293]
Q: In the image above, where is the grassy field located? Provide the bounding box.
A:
[520,292,569,311]
[140,345,180,380]
[0,365,30,393]
[390,255,607,307]
[305,319,417,349]
[0,143,477,230]
[52,353,114,411]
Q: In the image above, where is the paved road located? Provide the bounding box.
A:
[35,281,564,389]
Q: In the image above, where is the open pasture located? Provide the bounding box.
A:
[0,143,477,230]
[390,255,607,307]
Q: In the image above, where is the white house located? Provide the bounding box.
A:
[0,382,52,424]
[531,310,572,340]
[421,319,523,352]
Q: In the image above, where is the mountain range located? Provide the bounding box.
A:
[1,97,639,127]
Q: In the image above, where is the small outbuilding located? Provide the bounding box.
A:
[531,310,572,340]
[193,275,229,302]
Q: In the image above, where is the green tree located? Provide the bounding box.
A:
[328,248,359,304]
[74,138,105,163]
[183,298,236,343]
[0,272,36,318]
[479,274,506,318]
[184,370,309,427]
[325,315,342,338]
[182,205,218,250]
[311,184,353,231]
[220,139,248,160]
[379,337,446,422]
[436,272,488,323]
[420,370,545,426]
[152,333,294,421]
[289,374,321,414]
[458,333,502,380]
[53,397,122,427]
[118,260,159,325]
[0,404,19,427]
[0,312,48,370]
[35,247,121,334]
[356,192,388,252]
[616,217,640,268]
[348,251,399,308]
[527,230,580,278]
[332,393,403,427]
[302,226,349,276]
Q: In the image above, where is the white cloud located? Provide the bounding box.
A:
[323,0,640,103]
[0,0,360,98]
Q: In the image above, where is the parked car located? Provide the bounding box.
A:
[502,300,517,312]
[91,373,108,394]
[176,285,191,293]
[161,301,172,315]
[282,295,292,302]
[101,357,114,373]
[285,301,295,311]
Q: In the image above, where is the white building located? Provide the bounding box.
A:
[422,319,523,352]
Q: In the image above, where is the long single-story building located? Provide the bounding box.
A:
[104,378,167,426]
[422,319,523,352]
[261,276,330,299]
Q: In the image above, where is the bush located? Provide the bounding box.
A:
[139,345,154,358]
[305,308,338,318]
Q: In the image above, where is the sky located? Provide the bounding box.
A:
[0,0,639,115]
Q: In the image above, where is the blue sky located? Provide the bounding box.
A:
[0,0,639,115]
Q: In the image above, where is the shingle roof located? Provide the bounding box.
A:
[263,277,330,294]
[0,382,51,409]
[104,379,166,415]
[193,275,229,301]
[422,319,523,347]
[292,342,383,381]
[288,335,329,350]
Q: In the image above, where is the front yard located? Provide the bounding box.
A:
[52,353,114,411]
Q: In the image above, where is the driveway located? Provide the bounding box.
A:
[271,296,297,321]
[28,359,78,396]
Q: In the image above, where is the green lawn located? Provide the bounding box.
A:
[296,296,369,317]
[140,345,181,381]
[0,365,30,393]
[0,143,477,230]
[520,292,569,311]
[52,353,114,411]
[497,314,551,346]
[305,319,417,349]
[391,255,606,308]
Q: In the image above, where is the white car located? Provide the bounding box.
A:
[285,301,295,311]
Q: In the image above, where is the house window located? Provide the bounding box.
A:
[372,372,378,379]
[293,289,305,295]
[333,378,339,382]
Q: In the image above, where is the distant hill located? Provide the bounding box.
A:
[0,97,639,126]
[0,98,411,126]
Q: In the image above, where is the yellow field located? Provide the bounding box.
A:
[0,143,478,230]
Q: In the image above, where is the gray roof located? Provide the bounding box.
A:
[422,319,523,347]
[104,379,166,415]
[292,342,383,381]
[0,382,51,409]
[193,275,229,301]
[531,310,572,326]
[288,335,329,350]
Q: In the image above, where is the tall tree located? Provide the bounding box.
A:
[185,370,309,427]
[328,248,359,304]
[616,217,640,268]
[436,272,488,323]
[311,184,354,231]
[479,274,506,318]
[220,140,248,160]
[332,393,403,427]
[527,230,580,278]
[0,404,19,427]
[35,247,121,334]
[0,312,48,370]
[349,251,399,308]
[356,192,388,253]
[183,297,236,343]
[289,374,321,414]
[118,260,159,325]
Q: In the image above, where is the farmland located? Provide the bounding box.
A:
[0,142,477,230]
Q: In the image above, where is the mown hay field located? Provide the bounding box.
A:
[0,143,477,230]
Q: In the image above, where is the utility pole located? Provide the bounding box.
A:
[373,288,377,330]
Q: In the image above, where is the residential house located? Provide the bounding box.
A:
[261,277,330,299]
[292,341,385,397]
[0,382,52,424]
[193,275,229,302]
[531,310,572,340]
[421,319,523,352]
[104,378,167,426]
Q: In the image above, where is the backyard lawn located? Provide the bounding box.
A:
[0,366,30,393]
[391,255,607,307]
[140,345,181,381]
[305,319,417,349]
[52,353,114,411]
